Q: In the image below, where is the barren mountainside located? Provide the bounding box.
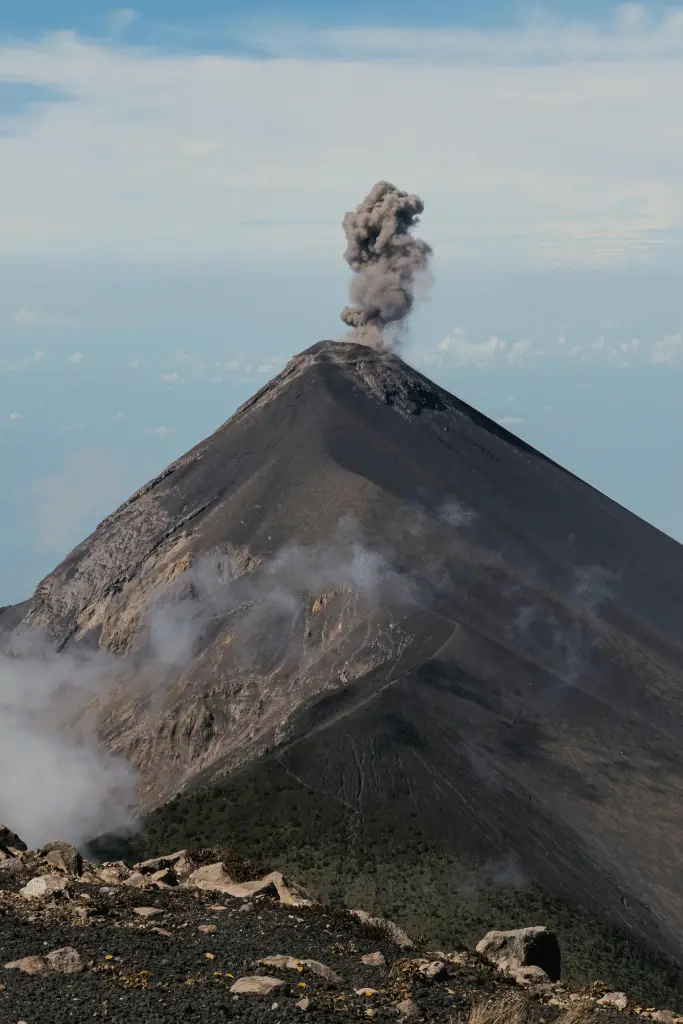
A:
[3,340,683,980]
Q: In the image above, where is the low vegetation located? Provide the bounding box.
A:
[87,757,683,1013]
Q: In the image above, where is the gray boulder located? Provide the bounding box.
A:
[39,841,83,877]
[0,824,27,853]
[476,925,561,981]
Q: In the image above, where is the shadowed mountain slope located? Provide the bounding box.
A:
[3,340,683,976]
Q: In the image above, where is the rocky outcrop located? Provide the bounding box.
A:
[38,840,83,877]
[0,824,27,854]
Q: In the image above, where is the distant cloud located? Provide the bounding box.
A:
[498,416,524,427]
[257,357,285,375]
[423,327,683,370]
[429,328,545,368]
[106,8,139,37]
[8,412,22,421]
[144,426,170,437]
[10,309,60,328]
[68,352,83,364]
[651,332,683,366]
[161,372,182,383]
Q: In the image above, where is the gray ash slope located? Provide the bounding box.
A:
[3,340,683,971]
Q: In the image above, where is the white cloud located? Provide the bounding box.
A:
[254,7,683,64]
[422,326,683,369]
[430,328,547,367]
[68,351,83,363]
[10,308,60,328]
[257,357,285,375]
[106,8,139,37]
[651,332,683,366]
[8,412,22,420]
[0,14,682,266]
[435,328,508,367]
[498,416,524,427]
[144,426,169,436]
[161,371,182,382]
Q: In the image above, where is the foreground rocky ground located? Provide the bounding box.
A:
[1,827,682,1024]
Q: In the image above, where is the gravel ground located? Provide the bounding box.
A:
[0,852,667,1024]
[0,879,514,1024]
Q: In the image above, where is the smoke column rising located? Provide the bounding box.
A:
[341,181,433,350]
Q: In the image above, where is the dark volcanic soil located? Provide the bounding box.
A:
[0,875,645,1024]
[0,879,514,1023]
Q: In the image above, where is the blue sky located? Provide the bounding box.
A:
[1,2,683,604]
[2,1,663,37]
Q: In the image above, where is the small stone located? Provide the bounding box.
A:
[20,874,72,900]
[122,872,149,888]
[361,951,386,966]
[296,997,310,1011]
[97,862,133,884]
[512,965,549,985]
[651,1012,675,1023]
[356,988,379,996]
[260,955,343,984]
[185,862,235,892]
[136,851,192,876]
[150,867,177,887]
[151,927,171,936]
[223,871,313,907]
[418,959,446,980]
[45,947,84,974]
[230,975,283,995]
[598,992,628,1010]
[4,955,49,974]
[395,997,419,1019]
[198,924,218,933]
[132,906,164,918]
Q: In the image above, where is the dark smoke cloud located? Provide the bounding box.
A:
[341,181,433,350]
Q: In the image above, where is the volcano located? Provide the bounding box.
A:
[3,340,683,979]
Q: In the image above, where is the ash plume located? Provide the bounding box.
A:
[340,181,433,350]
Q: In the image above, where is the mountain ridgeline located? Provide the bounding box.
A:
[3,340,683,1002]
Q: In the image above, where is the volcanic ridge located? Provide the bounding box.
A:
[2,340,683,1011]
